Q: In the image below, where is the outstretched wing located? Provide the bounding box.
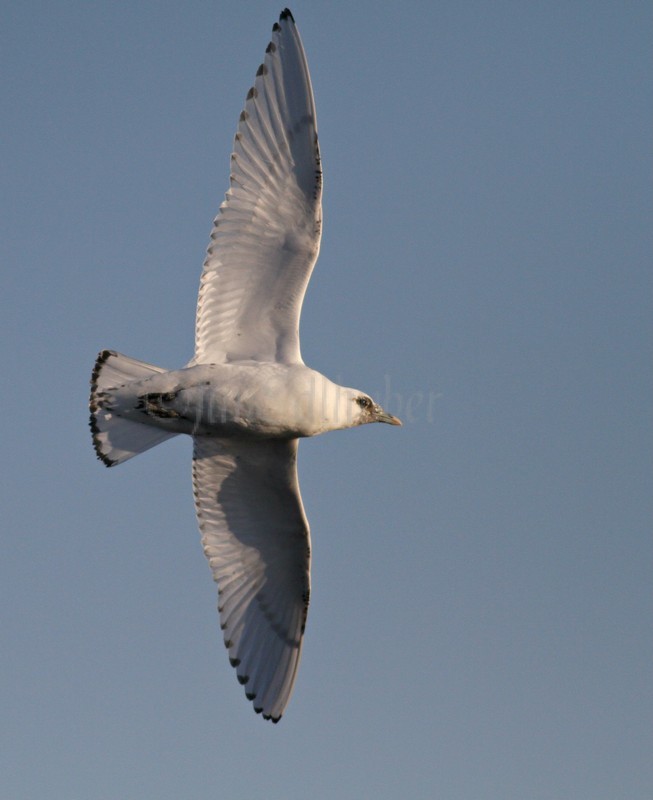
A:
[192,9,322,367]
[192,435,311,722]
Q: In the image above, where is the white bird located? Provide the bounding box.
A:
[89,8,400,723]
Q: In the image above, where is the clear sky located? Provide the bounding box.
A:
[2,2,651,798]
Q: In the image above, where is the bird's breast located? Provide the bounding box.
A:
[137,363,316,439]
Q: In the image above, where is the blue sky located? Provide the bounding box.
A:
[2,2,651,797]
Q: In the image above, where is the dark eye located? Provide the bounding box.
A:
[356,396,372,410]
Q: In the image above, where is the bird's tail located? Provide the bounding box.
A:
[89,349,178,466]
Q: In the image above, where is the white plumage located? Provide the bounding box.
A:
[193,10,321,366]
[89,8,400,723]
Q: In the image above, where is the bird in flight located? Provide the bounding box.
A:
[89,8,400,723]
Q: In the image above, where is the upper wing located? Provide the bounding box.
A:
[192,10,322,366]
[192,435,311,722]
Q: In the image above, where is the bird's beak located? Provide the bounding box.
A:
[373,405,402,426]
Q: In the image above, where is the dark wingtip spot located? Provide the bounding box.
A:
[245,691,256,701]
[224,638,233,649]
[256,63,267,77]
[254,706,263,715]
[237,674,250,686]
[239,110,249,122]
[229,657,240,668]
[266,41,276,54]
[272,22,281,32]
[280,8,294,22]
[246,86,257,101]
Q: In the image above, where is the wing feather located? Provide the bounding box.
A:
[192,435,311,722]
[193,12,322,366]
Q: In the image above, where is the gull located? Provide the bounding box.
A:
[89,8,400,723]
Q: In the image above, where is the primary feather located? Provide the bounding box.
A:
[192,10,322,366]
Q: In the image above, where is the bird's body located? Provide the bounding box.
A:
[94,360,387,441]
[89,8,399,723]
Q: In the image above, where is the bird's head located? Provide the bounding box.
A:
[291,372,402,435]
[349,392,402,428]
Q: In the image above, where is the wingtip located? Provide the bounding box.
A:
[279,8,295,23]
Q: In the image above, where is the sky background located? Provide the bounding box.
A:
[2,1,651,798]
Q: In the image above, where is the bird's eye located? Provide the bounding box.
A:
[356,396,372,410]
